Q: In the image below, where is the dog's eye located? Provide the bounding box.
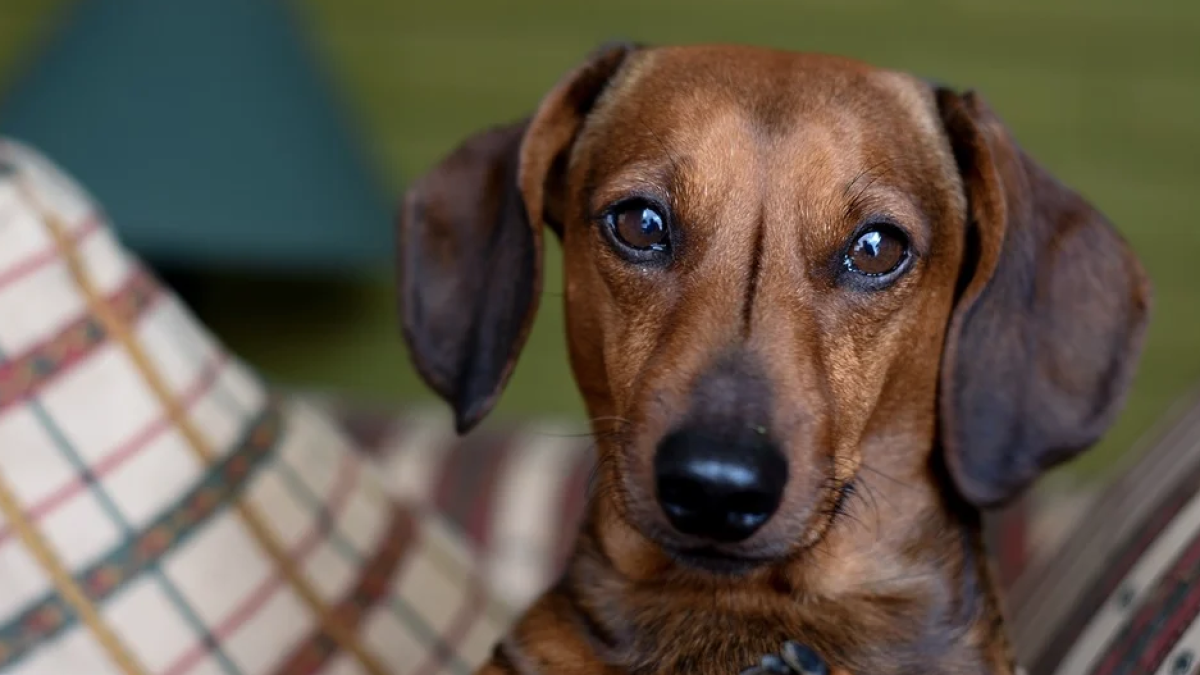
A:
[607,202,670,252]
[844,225,908,277]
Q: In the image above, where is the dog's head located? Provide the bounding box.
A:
[399,43,1149,575]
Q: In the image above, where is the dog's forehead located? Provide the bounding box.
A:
[566,43,950,206]
[579,44,946,169]
[600,46,936,136]
[570,45,960,232]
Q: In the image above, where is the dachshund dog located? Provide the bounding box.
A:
[397,43,1151,675]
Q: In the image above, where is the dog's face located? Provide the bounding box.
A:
[400,44,1149,577]
[554,47,970,567]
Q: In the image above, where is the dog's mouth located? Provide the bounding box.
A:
[664,545,775,576]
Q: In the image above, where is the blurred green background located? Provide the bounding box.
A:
[2,0,1196,478]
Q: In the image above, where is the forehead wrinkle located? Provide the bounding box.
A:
[667,105,762,220]
[768,114,869,247]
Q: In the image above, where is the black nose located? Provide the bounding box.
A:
[654,426,788,543]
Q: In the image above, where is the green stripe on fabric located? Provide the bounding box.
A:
[0,270,157,413]
[208,370,472,673]
[17,386,245,675]
[0,398,283,670]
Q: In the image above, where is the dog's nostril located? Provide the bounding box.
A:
[726,490,779,519]
[654,427,787,543]
[658,477,706,518]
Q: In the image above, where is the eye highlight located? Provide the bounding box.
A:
[603,199,672,258]
[843,224,910,279]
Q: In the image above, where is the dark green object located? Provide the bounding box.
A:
[0,0,393,272]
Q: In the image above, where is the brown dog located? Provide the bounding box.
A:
[397,43,1151,675]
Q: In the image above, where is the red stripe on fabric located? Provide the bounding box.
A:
[159,453,362,675]
[432,436,466,524]
[1092,532,1200,675]
[432,429,522,551]
[1125,539,1200,643]
[462,434,517,553]
[0,214,101,291]
[1109,494,1194,597]
[1140,578,1200,673]
[996,501,1028,588]
[269,507,418,675]
[0,352,228,547]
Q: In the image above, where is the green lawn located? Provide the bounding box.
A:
[4,0,1198,479]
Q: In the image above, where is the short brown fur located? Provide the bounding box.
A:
[398,43,1151,675]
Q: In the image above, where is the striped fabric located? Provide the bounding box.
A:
[0,138,510,675]
[320,401,596,611]
[1007,389,1200,675]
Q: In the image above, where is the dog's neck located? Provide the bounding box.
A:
[556,474,1015,675]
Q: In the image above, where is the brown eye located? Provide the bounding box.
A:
[845,225,908,277]
[608,203,670,252]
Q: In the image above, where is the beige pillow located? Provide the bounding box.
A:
[0,138,511,675]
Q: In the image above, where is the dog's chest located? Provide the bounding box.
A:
[613,594,986,675]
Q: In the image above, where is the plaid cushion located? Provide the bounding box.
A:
[1006,389,1200,675]
[322,401,596,610]
[0,138,511,675]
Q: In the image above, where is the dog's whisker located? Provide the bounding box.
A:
[842,157,891,219]
[585,416,634,435]
[856,568,945,590]
[826,506,869,533]
[529,429,621,440]
[636,117,685,183]
[848,477,887,535]
[856,462,916,494]
[588,415,633,425]
[842,481,881,536]
[841,159,884,199]
[852,472,892,508]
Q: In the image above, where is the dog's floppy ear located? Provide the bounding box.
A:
[398,42,639,434]
[934,88,1151,508]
